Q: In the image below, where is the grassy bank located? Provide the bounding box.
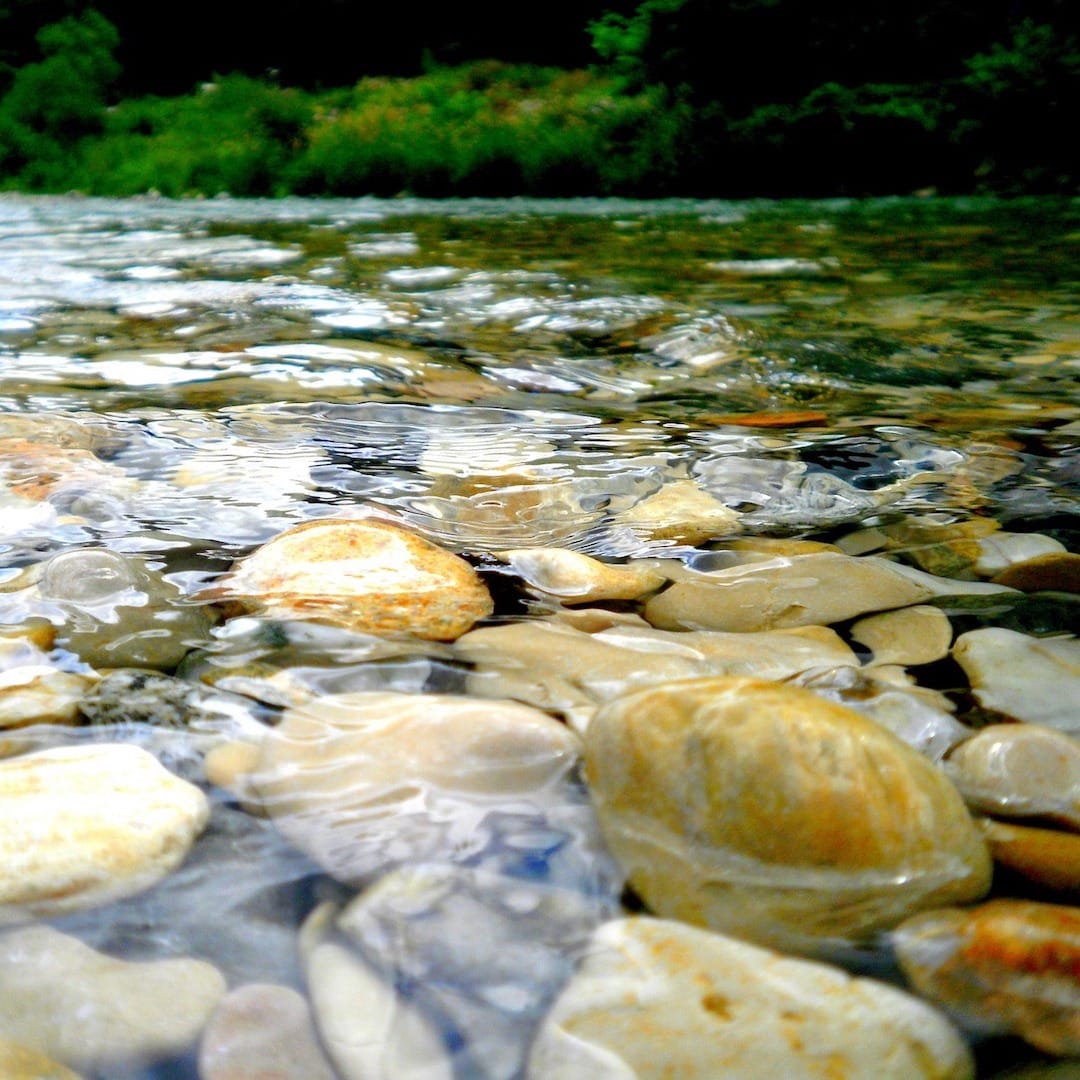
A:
[2,63,685,198]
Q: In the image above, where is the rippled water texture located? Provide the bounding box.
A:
[0,194,1077,1079]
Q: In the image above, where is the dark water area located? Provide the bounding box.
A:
[0,194,1077,1078]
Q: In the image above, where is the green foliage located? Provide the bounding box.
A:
[0,8,119,187]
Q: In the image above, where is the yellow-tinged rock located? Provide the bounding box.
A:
[982,819,1080,894]
[528,916,974,1080]
[0,744,210,921]
[495,547,665,604]
[209,518,493,641]
[894,900,1080,1056]
[0,1037,82,1079]
[585,676,991,952]
[851,604,954,666]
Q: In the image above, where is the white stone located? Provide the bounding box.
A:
[0,923,226,1074]
[527,917,973,1079]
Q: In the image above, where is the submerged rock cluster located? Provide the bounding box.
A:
[0,503,1077,1078]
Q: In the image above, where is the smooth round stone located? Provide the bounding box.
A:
[946,724,1080,828]
[974,533,1067,577]
[0,743,210,921]
[993,552,1080,594]
[198,983,337,1080]
[249,691,584,885]
[643,551,1013,633]
[0,923,226,1073]
[495,548,665,604]
[982,819,1080,893]
[850,604,954,666]
[612,478,742,544]
[337,863,610,1080]
[0,1038,81,1079]
[0,636,94,729]
[585,676,991,952]
[893,899,1080,1056]
[527,916,974,1079]
[457,619,857,733]
[299,903,453,1080]
[38,549,217,670]
[953,628,1080,732]
[211,518,493,641]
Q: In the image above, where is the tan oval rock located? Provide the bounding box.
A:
[613,478,742,544]
[850,604,954,666]
[585,676,991,952]
[946,724,1080,828]
[0,743,210,921]
[250,690,581,883]
[894,899,1080,1056]
[992,552,1080,594]
[496,548,665,604]
[982,819,1080,894]
[457,619,857,732]
[0,923,226,1073]
[211,518,493,641]
[643,551,1014,633]
[527,916,973,1079]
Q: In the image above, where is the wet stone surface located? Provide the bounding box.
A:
[0,194,1076,1077]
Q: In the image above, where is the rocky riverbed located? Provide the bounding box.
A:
[0,193,1076,1078]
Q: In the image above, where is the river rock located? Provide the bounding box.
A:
[893,899,1080,1056]
[643,551,1014,633]
[945,724,1080,828]
[337,863,610,1080]
[0,743,210,921]
[198,983,337,1080]
[850,604,954,666]
[457,619,857,731]
[0,635,95,729]
[527,916,974,1079]
[982,819,1080,893]
[993,552,1080,594]
[585,676,991,952]
[247,690,597,887]
[299,902,453,1080]
[0,1038,81,1080]
[611,478,742,544]
[788,664,971,760]
[209,518,493,640]
[495,547,665,604]
[952,628,1080,731]
[0,923,226,1073]
[973,532,1068,576]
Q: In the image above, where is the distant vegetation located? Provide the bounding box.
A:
[0,1,1075,198]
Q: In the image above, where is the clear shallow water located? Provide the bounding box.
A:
[0,194,1078,1078]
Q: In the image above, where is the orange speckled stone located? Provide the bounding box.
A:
[211,518,493,641]
[894,899,1080,1055]
[585,676,991,953]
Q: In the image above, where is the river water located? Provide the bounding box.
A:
[0,194,1077,1078]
